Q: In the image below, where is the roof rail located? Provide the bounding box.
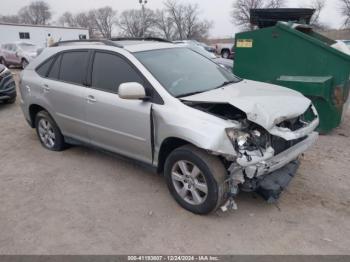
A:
[110,37,172,43]
[51,39,124,48]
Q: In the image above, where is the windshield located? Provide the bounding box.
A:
[187,44,216,59]
[174,41,216,59]
[135,48,239,98]
[18,43,37,52]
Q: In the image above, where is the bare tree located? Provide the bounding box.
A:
[231,0,264,31]
[265,0,285,8]
[58,11,101,38]
[154,9,176,40]
[0,15,21,24]
[183,3,201,39]
[18,1,51,25]
[75,11,96,37]
[118,8,156,37]
[91,7,117,38]
[58,12,77,27]
[308,0,328,29]
[164,0,187,39]
[189,20,212,40]
[339,0,350,27]
[231,0,285,31]
[164,0,211,40]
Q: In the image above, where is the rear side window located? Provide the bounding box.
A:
[59,51,89,85]
[36,57,54,77]
[48,55,61,79]
[91,52,143,93]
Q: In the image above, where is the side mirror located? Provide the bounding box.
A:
[118,82,147,100]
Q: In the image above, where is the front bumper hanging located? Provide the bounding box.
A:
[236,131,318,177]
[222,132,318,211]
[255,160,299,203]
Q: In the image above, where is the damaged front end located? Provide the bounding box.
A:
[184,101,319,211]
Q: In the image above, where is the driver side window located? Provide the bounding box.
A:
[91,52,143,93]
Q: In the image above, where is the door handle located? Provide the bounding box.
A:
[86,95,97,103]
[42,84,50,92]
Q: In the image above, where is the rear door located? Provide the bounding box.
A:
[85,51,153,163]
[39,50,90,142]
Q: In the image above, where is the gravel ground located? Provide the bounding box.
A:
[0,70,349,255]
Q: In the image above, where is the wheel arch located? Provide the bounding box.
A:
[157,137,194,174]
[221,48,230,54]
[0,56,7,66]
[28,104,50,128]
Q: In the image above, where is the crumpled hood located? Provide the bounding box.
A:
[181,80,311,130]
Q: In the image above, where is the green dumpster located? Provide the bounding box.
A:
[234,13,350,133]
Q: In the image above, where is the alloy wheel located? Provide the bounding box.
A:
[222,51,229,59]
[171,160,208,205]
[38,118,56,148]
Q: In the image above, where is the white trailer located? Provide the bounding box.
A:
[0,22,89,47]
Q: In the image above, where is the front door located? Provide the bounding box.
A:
[85,51,153,164]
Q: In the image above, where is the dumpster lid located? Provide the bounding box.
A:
[250,8,315,28]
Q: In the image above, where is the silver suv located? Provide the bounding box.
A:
[19,39,319,214]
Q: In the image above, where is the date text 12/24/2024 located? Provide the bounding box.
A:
[128,256,220,261]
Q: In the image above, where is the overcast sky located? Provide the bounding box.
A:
[0,0,344,38]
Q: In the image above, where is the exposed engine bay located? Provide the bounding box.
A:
[186,102,248,123]
[183,100,319,211]
[184,101,314,156]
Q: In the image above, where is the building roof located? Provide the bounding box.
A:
[0,22,88,31]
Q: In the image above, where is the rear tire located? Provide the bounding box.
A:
[221,50,230,59]
[164,145,228,214]
[35,111,66,151]
[0,57,7,67]
[4,97,16,104]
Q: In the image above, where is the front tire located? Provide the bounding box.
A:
[164,145,228,214]
[35,111,66,151]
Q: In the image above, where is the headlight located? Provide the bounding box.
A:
[225,128,269,151]
[225,128,250,149]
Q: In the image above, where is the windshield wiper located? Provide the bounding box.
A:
[214,80,237,89]
[176,80,238,98]
[176,91,205,98]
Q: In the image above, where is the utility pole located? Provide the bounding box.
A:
[139,0,148,37]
